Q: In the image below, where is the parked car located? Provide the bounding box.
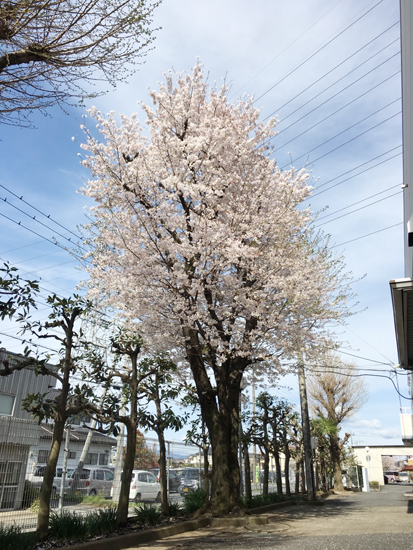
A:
[128,470,161,502]
[148,468,182,493]
[28,465,74,492]
[383,471,401,484]
[68,467,114,496]
[178,468,203,495]
[398,472,411,483]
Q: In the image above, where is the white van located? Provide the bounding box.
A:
[68,467,114,496]
[110,470,161,503]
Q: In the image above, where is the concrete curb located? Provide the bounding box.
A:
[66,517,212,550]
[57,499,315,550]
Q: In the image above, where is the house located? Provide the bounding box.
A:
[0,348,56,510]
[0,349,116,510]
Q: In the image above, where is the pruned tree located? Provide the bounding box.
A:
[0,261,39,320]
[136,354,186,515]
[21,294,94,541]
[307,353,368,491]
[0,0,161,127]
[83,327,152,527]
[80,62,354,514]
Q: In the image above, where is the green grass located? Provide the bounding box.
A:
[0,525,36,550]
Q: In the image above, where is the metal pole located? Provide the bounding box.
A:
[252,374,257,492]
[59,427,70,510]
[298,359,316,501]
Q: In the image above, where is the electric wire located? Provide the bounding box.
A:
[253,0,385,104]
[314,190,402,228]
[311,150,402,198]
[268,27,399,122]
[231,0,346,99]
[315,184,401,222]
[282,110,401,170]
[264,52,401,143]
[331,222,402,248]
[268,46,399,135]
[0,183,82,241]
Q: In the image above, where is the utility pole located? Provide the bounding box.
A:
[298,358,316,501]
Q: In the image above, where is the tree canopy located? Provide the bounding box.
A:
[80,62,354,513]
[0,0,161,126]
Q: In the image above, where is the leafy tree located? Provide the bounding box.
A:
[133,430,159,470]
[0,261,39,321]
[136,354,186,515]
[84,328,151,527]
[307,353,368,491]
[311,416,337,492]
[0,0,161,127]
[80,63,353,513]
[21,294,94,541]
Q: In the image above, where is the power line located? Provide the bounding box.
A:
[316,184,401,222]
[311,149,402,198]
[283,110,401,170]
[331,221,402,248]
[254,0,386,104]
[0,183,82,241]
[281,101,400,169]
[269,26,399,121]
[231,0,346,99]
[314,190,402,228]
[268,44,399,134]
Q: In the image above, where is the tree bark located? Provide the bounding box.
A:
[330,434,344,491]
[242,439,252,504]
[183,327,244,513]
[157,428,169,515]
[36,417,65,541]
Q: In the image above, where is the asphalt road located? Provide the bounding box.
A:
[132,484,413,550]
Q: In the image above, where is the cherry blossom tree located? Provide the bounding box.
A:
[80,63,353,514]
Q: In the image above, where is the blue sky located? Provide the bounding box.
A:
[0,0,406,446]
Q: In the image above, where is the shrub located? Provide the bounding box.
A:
[83,506,117,537]
[182,488,206,514]
[21,481,40,509]
[133,502,162,526]
[167,501,183,517]
[0,524,35,550]
[49,510,88,540]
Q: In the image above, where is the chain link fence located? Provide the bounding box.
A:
[0,417,207,532]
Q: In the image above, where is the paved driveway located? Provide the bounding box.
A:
[132,485,413,550]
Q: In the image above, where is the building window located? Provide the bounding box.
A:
[68,451,76,459]
[99,453,108,466]
[37,450,49,464]
[0,394,15,416]
[85,453,98,465]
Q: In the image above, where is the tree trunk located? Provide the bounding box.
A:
[294,459,300,495]
[330,434,344,491]
[262,450,269,497]
[284,444,291,497]
[202,428,210,502]
[157,428,169,515]
[273,445,283,495]
[36,417,65,541]
[242,439,252,504]
[184,328,244,514]
[117,422,136,526]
